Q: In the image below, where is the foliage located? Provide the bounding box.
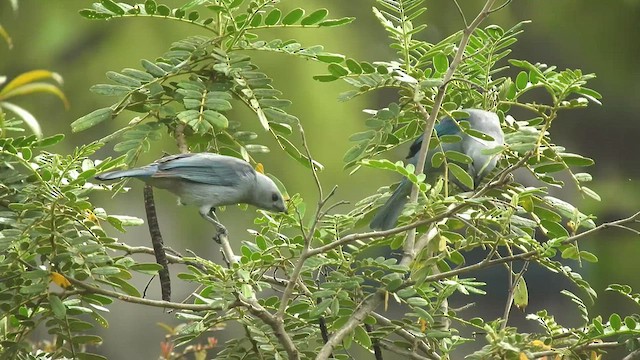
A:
[1,0,640,359]
[0,70,68,138]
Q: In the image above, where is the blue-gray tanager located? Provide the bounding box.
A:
[370,109,504,230]
[96,153,287,234]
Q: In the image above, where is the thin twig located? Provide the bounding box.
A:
[451,0,468,27]
[276,125,330,320]
[530,341,623,359]
[500,260,529,330]
[378,338,438,360]
[420,210,640,283]
[371,312,439,359]
[67,276,217,311]
[489,0,513,14]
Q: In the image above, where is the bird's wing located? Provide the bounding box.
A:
[152,153,255,186]
[406,117,464,159]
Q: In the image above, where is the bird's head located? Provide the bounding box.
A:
[253,172,288,213]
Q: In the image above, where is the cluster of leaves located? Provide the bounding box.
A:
[0,70,68,139]
[73,0,353,170]
[0,134,159,359]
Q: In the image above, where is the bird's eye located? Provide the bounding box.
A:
[272,193,279,202]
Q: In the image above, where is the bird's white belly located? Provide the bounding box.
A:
[174,181,249,208]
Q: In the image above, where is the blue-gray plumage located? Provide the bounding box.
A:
[96,153,287,234]
[370,109,504,230]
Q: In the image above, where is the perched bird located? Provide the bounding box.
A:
[95,153,288,235]
[370,109,504,230]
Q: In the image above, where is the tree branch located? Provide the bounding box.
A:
[371,312,440,359]
[530,341,624,359]
[143,184,171,303]
[237,296,300,360]
[315,291,385,360]
[67,276,217,311]
[378,338,438,360]
[420,210,640,283]
[276,125,329,321]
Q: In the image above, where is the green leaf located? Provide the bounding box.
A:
[445,150,472,164]
[72,335,104,345]
[245,144,270,153]
[129,263,164,275]
[100,0,125,15]
[282,8,304,25]
[309,298,332,318]
[328,63,349,77]
[431,152,445,168]
[301,9,328,25]
[353,325,372,348]
[71,107,114,132]
[561,246,579,260]
[313,74,338,82]
[345,59,362,74]
[202,110,229,129]
[141,59,167,77]
[79,9,113,20]
[264,8,281,26]
[448,163,473,189]
[157,5,170,16]
[90,84,131,96]
[318,17,355,27]
[560,153,594,167]
[515,71,528,90]
[581,186,601,201]
[407,297,428,307]
[91,266,121,276]
[513,277,528,310]
[579,251,598,263]
[106,71,141,87]
[36,134,65,147]
[316,53,345,63]
[541,220,569,238]
[144,0,156,14]
[49,294,66,319]
[76,353,107,360]
[433,53,449,73]
[609,313,622,331]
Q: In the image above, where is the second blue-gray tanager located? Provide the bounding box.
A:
[370,109,504,230]
[96,153,287,235]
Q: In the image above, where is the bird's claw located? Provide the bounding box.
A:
[212,226,228,244]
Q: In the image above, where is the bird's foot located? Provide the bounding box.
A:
[212,225,228,244]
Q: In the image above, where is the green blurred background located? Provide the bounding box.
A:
[2,1,639,358]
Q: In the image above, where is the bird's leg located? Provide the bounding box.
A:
[199,208,228,244]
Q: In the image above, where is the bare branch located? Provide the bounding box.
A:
[237,296,300,360]
[500,260,529,330]
[316,291,385,360]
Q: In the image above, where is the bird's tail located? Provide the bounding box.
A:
[95,167,155,181]
[370,180,412,230]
